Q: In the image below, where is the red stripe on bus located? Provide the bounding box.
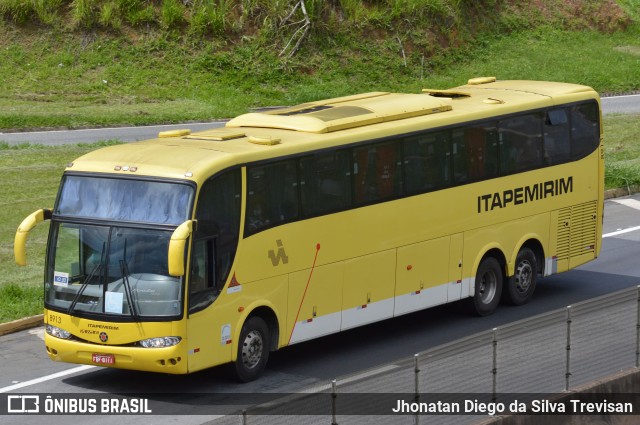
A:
[288,243,321,344]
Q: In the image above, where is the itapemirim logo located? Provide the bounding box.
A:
[268,240,289,266]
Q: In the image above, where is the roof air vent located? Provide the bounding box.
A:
[467,77,497,85]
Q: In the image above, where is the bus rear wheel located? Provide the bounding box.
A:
[504,247,537,306]
[472,257,503,316]
[233,316,270,382]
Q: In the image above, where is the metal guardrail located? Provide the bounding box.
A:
[208,285,640,425]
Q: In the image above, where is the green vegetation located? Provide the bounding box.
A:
[0,0,639,322]
[0,283,41,322]
[604,114,640,190]
[0,141,120,322]
[0,0,638,130]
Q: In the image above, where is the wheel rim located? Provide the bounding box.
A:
[479,270,497,304]
[515,260,533,294]
[241,330,264,370]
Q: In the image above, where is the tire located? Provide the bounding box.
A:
[504,247,537,306]
[472,257,503,316]
[233,316,270,382]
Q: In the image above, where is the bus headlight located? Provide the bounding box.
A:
[138,336,182,348]
[46,324,72,340]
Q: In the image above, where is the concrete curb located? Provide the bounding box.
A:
[605,186,640,200]
[0,314,44,336]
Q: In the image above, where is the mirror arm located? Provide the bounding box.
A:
[14,209,52,266]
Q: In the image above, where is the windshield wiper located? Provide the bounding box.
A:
[119,238,140,321]
[68,242,105,314]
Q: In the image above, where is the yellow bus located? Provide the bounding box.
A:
[15,77,603,381]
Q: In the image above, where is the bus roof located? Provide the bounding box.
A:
[67,78,599,183]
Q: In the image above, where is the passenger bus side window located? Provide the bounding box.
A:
[300,151,351,216]
[403,131,450,194]
[570,101,600,160]
[544,108,571,165]
[353,141,403,204]
[246,160,299,234]
[452,122,498,183]
[499,113,544,174]
[190,169,241,313]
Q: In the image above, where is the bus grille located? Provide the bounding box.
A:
[556,200,597,261]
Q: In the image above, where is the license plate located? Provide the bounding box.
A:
[92,353,115,365]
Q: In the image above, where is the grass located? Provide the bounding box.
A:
[1,25,639,130]
[0,113,638,322]
[432,27,640,94]
[603,113,640,189]
[0,4,638,130]
[0,284,41,322]
[0,141,120,322]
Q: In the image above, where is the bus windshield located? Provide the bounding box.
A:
[46,223,182,319]
[45,175,194,319]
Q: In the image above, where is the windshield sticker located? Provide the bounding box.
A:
[53,271,69,287]
[221,324,232,345]
[105,291,124,314]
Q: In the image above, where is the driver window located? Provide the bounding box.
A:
[189,238,218,313]
[190,239,214,294]
[189,169,241,313]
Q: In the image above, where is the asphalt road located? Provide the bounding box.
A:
[601,94,640,114]
[0,121,225,146]
[2,194,640,424]
[0,95,638,146]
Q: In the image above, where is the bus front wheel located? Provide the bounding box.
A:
[234,316,270,382]
[472,257,503,316]
[504,247,537,306]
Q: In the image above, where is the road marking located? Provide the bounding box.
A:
[603,225,640,238]
[0,365,95,393]
[612,198,640,211]
[604,199,640,238]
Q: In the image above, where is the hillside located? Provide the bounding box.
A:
[0,0,633,46]
[0,0,638,130]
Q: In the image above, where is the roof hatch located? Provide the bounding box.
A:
[226,92,452,134]
[467,76,497,85]
[422,89,471,99]
[183,128,246,141]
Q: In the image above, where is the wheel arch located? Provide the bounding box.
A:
[248,305,280,352]
[231,303,281,362]
[511,236,545,277]
[470,248,507,316]
[472,246,508,287]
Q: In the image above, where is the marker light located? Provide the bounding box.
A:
[138,336,182,348]
[46,324,72,340]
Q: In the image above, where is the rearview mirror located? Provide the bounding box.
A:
[15,209,52,266]
[168,220,194,277]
